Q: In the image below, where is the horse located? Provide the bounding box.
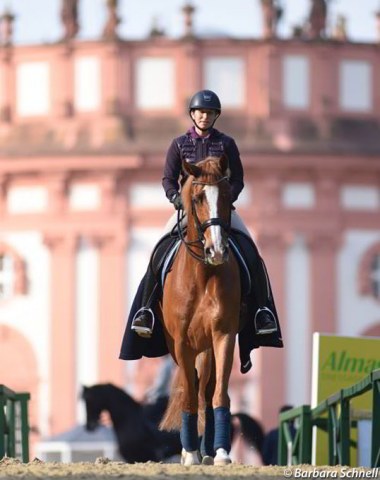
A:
[158,155,243,465]
[82,383,182,463]
[82,383,265,464]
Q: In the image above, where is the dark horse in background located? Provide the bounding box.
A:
[159,155,244,465]
[82,383,265,464]
[82,383,181,463]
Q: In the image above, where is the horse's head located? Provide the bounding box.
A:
[182,155,231,266]
[81,385,103,431]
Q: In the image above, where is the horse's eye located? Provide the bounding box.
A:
[193,193,204,204]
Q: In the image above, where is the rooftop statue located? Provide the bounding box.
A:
[308,0,327,39]
[61,0,79,41]
[102,0,120,40]
[260,0,283,39]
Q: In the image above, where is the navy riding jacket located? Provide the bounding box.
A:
[162,127,244,203]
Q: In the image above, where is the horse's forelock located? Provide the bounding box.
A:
[199,156,224,180]
[182,156,229,213]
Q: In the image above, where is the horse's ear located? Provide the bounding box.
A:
[219,154,230,177]
[183,160,202,178]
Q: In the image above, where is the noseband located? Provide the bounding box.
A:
[177,175,231,263]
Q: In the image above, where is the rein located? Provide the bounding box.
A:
[176,175,231,263]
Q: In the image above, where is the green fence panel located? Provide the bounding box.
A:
[278,369,380,467]
[371,371,380,468]
[0,385,30,462]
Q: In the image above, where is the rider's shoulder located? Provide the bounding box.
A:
[212,129,236,144]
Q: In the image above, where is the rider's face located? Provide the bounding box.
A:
[191,109,219,133]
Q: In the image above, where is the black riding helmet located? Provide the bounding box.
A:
[188,89,221,131]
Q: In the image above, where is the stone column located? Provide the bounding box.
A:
[44,234,78,435]
[47,173,68,213]
[0,45,12,123]
[53,44,74,119]
[102,44,121,117]
[306,232,341,336]
[0,175,8,216]
[256,231,287,429]
[96,233,127,385]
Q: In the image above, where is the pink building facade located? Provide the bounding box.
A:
[0,1,380,450]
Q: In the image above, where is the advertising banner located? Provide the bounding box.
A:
[311,333,380,465]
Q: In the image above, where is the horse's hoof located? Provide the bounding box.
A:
[214,448,232,466]
[202,455,214,465]
[181,448,201,466]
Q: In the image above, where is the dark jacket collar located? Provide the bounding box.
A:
[187,126,220,139]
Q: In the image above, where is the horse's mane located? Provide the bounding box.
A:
[85,383,141,410]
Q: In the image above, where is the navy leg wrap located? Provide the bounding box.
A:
[180,412,199,452]
[214,406,231,452]
[200,406,215,457]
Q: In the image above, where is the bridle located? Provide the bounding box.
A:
[176,175,231,263]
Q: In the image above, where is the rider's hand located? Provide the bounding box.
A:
[170,193,183,210]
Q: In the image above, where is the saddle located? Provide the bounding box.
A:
[151,229,254,300]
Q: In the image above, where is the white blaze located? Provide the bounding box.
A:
[205,185,223,253]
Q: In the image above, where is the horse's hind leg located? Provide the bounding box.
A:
[212,333,236,465]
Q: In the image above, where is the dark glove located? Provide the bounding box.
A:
[170,192,183,210]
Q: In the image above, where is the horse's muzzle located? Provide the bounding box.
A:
[205,244,229,265]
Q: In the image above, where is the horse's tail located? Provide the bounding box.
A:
[159,367,182,431]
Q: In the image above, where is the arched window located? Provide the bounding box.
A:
[359,242,380,302]
[0,243,27,299]
[370,254,380,299]
[0,254,14,298]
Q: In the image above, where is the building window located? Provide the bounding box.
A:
[282,182,315,209]
[339,60,372,112]
[204,57,245,108]
[16,62,50,116]
[69,183,101,211]
[283,55,310,110]
[340,185,380,210]
[135,57,175,110]
[74,57,101,112]
[358,243,380,302]
[7,186,49,214]
[0,244,27,298]
[0,254,14,299]
[370,254,380,299]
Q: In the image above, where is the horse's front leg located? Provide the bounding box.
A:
[212,332,237,465]
[175,341,201,466]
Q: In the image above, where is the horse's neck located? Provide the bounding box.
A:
[185,210,196,240]
[105,388,141,424]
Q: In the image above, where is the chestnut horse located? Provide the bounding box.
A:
[159,155,241,466]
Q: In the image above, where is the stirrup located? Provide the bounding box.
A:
[254,306,278,335]
[131,307,155,337]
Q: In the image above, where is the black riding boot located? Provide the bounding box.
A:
[131,233,179,338]
[131,266,160,338]
[232,230,278,335]
[252,258,278,336]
